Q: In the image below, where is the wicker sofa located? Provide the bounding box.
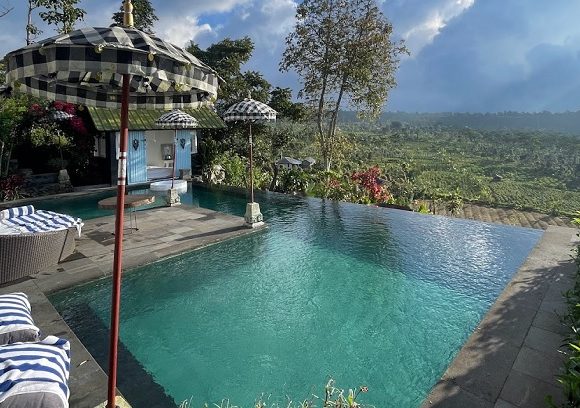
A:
[0,227,76,284]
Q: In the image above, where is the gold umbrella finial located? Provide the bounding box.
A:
[123,0,134,28]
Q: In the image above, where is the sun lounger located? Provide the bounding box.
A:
[0,292,70,407]
[0,206,83,284]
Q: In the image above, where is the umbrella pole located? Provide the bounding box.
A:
[249,123,254,203]
[107,72,130,408]
[172,129,176,189]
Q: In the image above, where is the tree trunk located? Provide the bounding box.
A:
[269,163,278,191]
[4,143,13,176]
[26,1,33,45]
[0,141,4,178]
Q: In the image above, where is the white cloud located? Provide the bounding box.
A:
[157,16,213,47]
[153,0,251,16]
[393,0,475,55]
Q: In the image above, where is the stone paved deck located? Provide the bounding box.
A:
[421,226,579,408]
[1,205,261,407]
[455,204,576,230]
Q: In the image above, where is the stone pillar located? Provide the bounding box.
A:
[166,188,181,206]
[58,169,73,192]
[244,202,264,228]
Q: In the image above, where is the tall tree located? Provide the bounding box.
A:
[112,0,158,32]
[27,0,85,44]
[280,0,407,170]
[39,0,85,34]
[26,0,45,44]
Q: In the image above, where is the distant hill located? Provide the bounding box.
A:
[338,111,580,134]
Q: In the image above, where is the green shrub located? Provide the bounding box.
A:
[278,169,309,194]
[549,227,580,407]
[216,151,246,188]
[179,378,373,408]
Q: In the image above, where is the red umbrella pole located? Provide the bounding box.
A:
[249,123,254,203]
[107,72,130,408]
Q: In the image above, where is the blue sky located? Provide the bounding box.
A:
[1,0,579,113]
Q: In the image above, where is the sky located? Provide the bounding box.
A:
[1,0,579,113]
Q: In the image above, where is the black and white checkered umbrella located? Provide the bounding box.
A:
[223,96,276,208]
[155,110,199,189]
[223,97,277,122]
[4,26,219,109]
[155,109,199,128]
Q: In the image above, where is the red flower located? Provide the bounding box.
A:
[53,101,65,111]
[30,103,42,112]
[62,103,76,114]
[351,166,390,202]
[70,116,87,135]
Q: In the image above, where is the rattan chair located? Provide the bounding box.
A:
[0,228,75,284]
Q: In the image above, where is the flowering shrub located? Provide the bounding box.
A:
[0,174,24,201]
[351,166,390,203]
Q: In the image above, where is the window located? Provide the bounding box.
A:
[191,130,198,154]
[94,136,107,158]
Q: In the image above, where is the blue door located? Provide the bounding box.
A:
[127,130,147,184]
[174,129,192,176]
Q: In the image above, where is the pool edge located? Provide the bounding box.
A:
[420,225,579,408]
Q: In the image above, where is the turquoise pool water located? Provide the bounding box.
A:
[51,186,542,407]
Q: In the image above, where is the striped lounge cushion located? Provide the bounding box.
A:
[0,206,34,221]
[0,336,70,408]
[1,210,83,237]
[0,293,40,346]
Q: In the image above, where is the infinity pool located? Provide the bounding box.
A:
[51,186,542,407]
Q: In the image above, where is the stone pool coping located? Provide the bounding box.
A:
[0,205,263,407]
[421,225,579,408]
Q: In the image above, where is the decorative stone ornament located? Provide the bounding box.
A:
[244,202,264,228]
[165,188,181,206]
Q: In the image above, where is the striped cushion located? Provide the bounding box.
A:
[0,336,70,407]
[0,293,40,346]
[0,206,35,221]
[1,211,83,236]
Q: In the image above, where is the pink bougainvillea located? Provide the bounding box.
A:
[62,103,76,114]
[29,103,44,116]
[351,166,390,203]
[52,101,65,111]
[69,116,87,135]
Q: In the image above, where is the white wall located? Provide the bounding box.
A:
[145,130,174,167]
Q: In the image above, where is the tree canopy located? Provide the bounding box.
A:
[269,87,307,122]
[187,37,271,109]
[280,0,407,170]
[112,0,158,32]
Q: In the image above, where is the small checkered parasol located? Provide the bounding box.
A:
[155,109,199,128]
[155,110,199,188]
[223,95,276,207]
[223,97,277,122]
